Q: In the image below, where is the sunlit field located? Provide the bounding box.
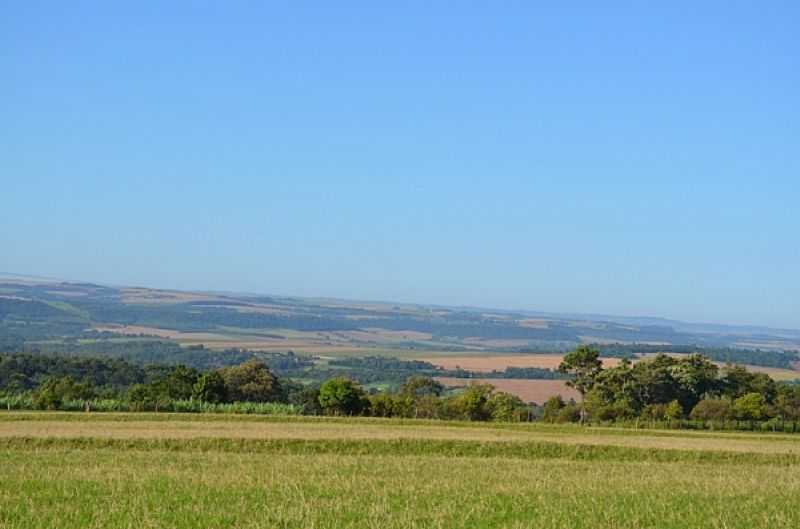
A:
[1,413,799,529]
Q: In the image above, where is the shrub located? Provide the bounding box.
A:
[488,391,528,422]
[318,378,369,416]
[690,399,734,422]
[542,396,566,423]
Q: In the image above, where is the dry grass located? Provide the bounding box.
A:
[3,414,800,455]
[2,414,800,528]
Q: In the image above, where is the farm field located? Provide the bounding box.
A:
[422,354,623,371]
[1,413,800,529]
[426,354,800,402]
[435,377,580,403]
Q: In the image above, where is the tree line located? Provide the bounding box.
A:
[3,347,800,430]
[594,343,799,369]
[553,345,800,429]
[0,352,529,420]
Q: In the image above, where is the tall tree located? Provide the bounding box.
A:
[559,345,603,423]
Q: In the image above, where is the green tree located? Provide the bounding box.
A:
[722,365,776,402]
[219,360,280,402]
[399,376,444,418]
[193,371,227,403]
[33,376,97,410]
[488,391,527,422]
[734,392,767,425]
[669,354,719,411]
[628,354,679,409]
[400,376,444,398]
[159,365,200,400]
[368,393,398,418]
[585,387,635,422]
[318,378,369,416]
[454,383,494,421]
[774,385,800,425]
[558,345,603,423]
[127,383,170,411]
[288,385,323,415]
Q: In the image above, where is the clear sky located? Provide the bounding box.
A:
[2,2,798,329]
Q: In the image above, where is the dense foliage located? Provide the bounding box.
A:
[2,343,800,430]
[545,347,800,430]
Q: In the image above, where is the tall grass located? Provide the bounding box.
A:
[0,396,301,415]
[1,436,798,529]
[3,436,798,466]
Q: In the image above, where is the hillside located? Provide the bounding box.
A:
[2,275,799,356]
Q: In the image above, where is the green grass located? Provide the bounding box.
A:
[1,414,799,528]
[0,398,301,415]
[42,300,90,320]
[2,436,799,465]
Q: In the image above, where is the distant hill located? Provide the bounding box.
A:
[1,275,798,364]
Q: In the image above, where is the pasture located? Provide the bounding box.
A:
[1,413,799,528]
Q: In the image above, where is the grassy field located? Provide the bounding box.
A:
[1,413,799,529]
[0,413,800,528]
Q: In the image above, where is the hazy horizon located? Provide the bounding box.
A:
[3,3,798,329]
[3,270,799,334]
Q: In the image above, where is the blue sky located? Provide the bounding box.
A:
[2,2,798,328]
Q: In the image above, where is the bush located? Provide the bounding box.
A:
[452,383,495,421]
[556,404,581,423]
[488,392,529,422]
[690,399,734,422]
[542,396,566,423]
[318,378,369,416]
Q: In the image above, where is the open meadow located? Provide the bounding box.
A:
[1,413,800,529]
